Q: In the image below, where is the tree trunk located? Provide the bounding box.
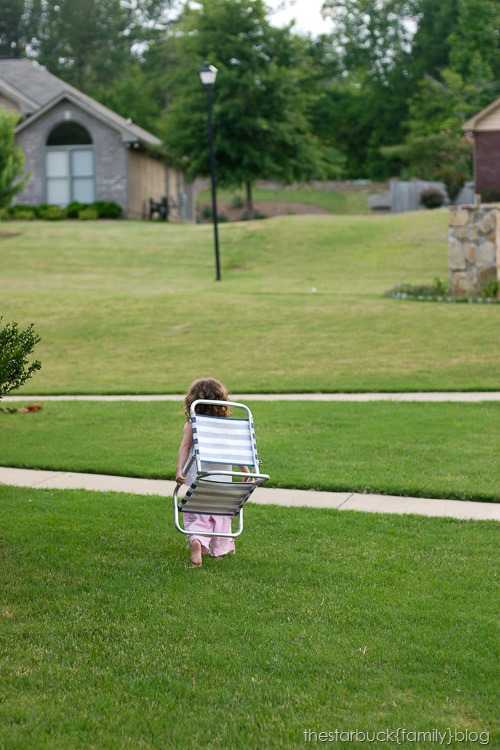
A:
[245,181,254,219]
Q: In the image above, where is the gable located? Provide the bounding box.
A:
[463,97,500,132]
[0,58,163,150]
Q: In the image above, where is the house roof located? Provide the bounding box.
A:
[0,58,162,148]
[462,97,500,132]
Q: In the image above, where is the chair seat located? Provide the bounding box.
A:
[178,478,256,517]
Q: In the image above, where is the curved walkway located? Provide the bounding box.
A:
[1,467,498,522]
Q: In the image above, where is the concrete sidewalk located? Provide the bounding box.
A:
[1,467,498,521]
[3,392,500,402]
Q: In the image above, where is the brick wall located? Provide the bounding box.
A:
[15,100,128,210]
[474,131,500,197]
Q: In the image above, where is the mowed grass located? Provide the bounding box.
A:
[1,400,498,501]
[2,212,498,393]
[196,184,372,214]
[1,486,498,750]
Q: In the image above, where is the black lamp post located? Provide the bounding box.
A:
[198,61,221,281]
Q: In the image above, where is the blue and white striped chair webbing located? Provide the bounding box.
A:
[192,414,258,466]
[179,478,256,516]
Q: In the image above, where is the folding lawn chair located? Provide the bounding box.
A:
[173,399,269,539]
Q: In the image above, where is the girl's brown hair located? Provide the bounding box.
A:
[184,378,232,419]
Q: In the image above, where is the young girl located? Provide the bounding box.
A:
[175,377,251,566]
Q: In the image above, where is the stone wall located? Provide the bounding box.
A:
[448,205,500,295]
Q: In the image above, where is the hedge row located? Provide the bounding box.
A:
[3,201,122,221]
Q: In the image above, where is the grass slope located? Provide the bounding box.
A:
[196,185,372,214]
[1,486,498,749]
[2,401,498,501]
[2,212,499,393]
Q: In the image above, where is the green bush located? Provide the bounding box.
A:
[199,204,212,221]
[242,209,268,221]
[481,277,499,299]
[0,317,41,398]
[92,201,122,219]
[78,207,99,221]
[39,205,66,220]
[230,194,244,209]
[12,208,36,220]
[419,187,445,209]
[5,204,39,218]
[66,201,88,219]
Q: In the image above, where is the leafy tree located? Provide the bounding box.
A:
[381,71,473,199]
[0,0,42,58]
[159,0,337,212]
[409,0,459,80]
[448,0,500,81]
[0,318,41,399]
[4,0,176,99]
[322,0,417,84]
[0,107,28,209]
[92,60,163,132]
[318,0,419,178]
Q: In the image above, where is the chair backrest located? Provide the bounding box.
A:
[191,400,259,468]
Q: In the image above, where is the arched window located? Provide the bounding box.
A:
[45,122,95,205]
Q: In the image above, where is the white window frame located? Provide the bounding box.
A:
[45,145,95,206]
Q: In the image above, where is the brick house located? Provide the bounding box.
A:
[462,97,500,202]
[0,58,194,220]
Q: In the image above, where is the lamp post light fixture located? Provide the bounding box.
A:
[198,61,221,281]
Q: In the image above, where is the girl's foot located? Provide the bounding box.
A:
[190,540,202,566]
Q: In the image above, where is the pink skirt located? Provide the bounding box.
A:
[183,512,236,557]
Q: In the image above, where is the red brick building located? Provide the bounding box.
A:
[463,97,500,202]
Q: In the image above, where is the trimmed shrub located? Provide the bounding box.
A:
[78,207,99,220]
[92,201,122,219]
[66,201,88,219]
[39,205,66,220]
[419,187,445,209]
[12,208,36,220]
[5,204,40,218]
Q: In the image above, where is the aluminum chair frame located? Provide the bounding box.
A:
[173,399,269,539]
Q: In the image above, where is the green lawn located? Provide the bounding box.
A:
[196,184,372,214]
[2,400,498,501]
[1,486,497,749]
[2,212,498,393]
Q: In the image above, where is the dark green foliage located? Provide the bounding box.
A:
[0,106,28,209]
[2,0,498,187]
[78,206,99,220]
[381,71,474,193]
[38,205,66,220]
[91,200,122,219]
[5,200,122,220]
[480,277,499,299]
[65,200,88,218]
[3,204,39,219]
[0,318,41,398]
[420,187,446,208]
[0,0,42,58]
[161,0,333,210]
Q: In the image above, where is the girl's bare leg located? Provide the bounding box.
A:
[190,539,202,566]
